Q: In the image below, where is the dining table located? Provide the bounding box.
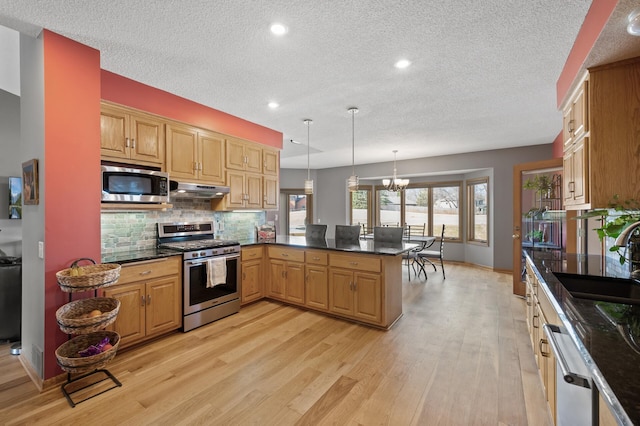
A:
[362,234,436,279]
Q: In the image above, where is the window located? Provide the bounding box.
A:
[432,184,461,240]
[467,178,489,244]
[350,188,372,232]
[404,187,429,230]
[376,188,402,227]
[282,190,312,236]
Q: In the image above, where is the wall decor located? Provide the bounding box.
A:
[8,176,21,219]
[22,159,39,205]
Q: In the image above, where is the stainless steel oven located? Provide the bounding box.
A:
[157,221,241,332]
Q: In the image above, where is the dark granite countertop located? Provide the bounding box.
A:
[101,247,181,264]
[239,235,417,255]
[525,251,638,425]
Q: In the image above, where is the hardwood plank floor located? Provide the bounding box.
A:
[0,263,553,425]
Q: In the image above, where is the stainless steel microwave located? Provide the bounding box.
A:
[101,165,169,204]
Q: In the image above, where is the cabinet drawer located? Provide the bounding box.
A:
[267,246,305,263]
[329,253,381,273]
[242,246,263,261]
[306,250,328,266]
[537,285,560,325]
[118,256,181,284]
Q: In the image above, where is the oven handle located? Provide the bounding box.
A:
[185,254,240,267]
[543,323,591,388]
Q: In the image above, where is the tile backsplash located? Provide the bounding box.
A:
[101,198,266,254]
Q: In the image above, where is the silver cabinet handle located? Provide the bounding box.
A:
[543,324,590,388]
[125,137,130,148]
[567,119,575,133]
[281,253,289,257]
[140,270,152,276]
[131,138,136,149]
[539,338,550,358]
[141,295,145,306]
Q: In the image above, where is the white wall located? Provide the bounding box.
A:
[0,25,20,96]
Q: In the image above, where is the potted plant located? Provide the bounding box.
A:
[526,229,544,242]
[576,195,640,265]
[523,174,559,199]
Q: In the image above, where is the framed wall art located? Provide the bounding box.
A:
[8,176,22,218]
[22,159,39,205]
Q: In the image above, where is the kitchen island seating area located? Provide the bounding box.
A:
[334,225,361,244]
[305,224,327,240]
[418,224,446,279]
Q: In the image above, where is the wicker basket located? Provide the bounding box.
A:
[55,331,120,374]
[56,258,121,293]
[56,297,120,334]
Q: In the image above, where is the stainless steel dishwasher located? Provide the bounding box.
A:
[0,256,21,343]
[543,323,596,426]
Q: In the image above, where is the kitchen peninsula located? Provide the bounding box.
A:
[242,236,417,330]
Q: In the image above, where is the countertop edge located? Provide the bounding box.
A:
[525,252,634,426]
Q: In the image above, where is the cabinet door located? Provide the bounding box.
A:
[129,113,165,165]
[329,269,354,316]
[227,171,246,208]
[145,275,181,336]
[285,262,305,304]
[268,260,286,299]
[263,149,279,175]
[245,173,263,209]
[226,139,246,171]
[263,175,279,210]
[166,123,198,180]
[100,104,129,160]
[562,150,575,206]
[242,260,263,304]
[245,144,263,173]
[540,323,556,423]
[199,130,225,184]
[306,265,328,310]
[103,282,146,348]
[353,272,382,323]
[572,137,588,205]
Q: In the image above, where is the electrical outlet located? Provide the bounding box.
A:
[38,241,44,259]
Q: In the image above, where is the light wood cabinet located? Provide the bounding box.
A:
[102,256,181,349]
[241,246,264,304]
[166,122,225,184]
[561,57,640,209]
[100,102,165,167]
[305,250,329,311]
[213,171,274,210]
[263,148,279,176]
[267,246,305,305]
[226,138,263,173]
[598,393,620,426]
[525,258,557,424]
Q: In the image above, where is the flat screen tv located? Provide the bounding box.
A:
[9,176,21,219]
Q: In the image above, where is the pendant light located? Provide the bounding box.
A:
[382,150,410,192]
[304,119,313,195]
[347,107,359,192]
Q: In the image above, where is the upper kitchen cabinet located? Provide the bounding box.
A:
[262,147,279,176]
[562,57,640,209]
[100,102,165,167]
[166,122,225,185]
[226,138,263,173]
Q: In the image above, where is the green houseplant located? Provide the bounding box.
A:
[523,174,555,197]
[576,195,640,265]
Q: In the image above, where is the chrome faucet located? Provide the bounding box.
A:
[615,221,640,277]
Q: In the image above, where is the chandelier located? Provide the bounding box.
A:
[304,119,313,195]
[347,107,359,192]
[382,150,409,192]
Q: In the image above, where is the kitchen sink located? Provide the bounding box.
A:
[553,272,640,305]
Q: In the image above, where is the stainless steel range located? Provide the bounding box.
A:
[158,221,241,332]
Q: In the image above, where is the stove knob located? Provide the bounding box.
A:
[200,251,207,257]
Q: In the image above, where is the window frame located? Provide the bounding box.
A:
[349,186,373,231]
[466,177,489,245]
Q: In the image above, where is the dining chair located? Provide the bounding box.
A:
[373,226,403,243]
[402,224,426,280]
[335,225,361,244]
[418,224,446,279]
[305,224,327,240]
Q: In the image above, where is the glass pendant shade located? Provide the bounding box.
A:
[304,119,313,195]
[348,107,359,192]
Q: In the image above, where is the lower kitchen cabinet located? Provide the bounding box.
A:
[267,246,305,305]
[305,250,329,311]
[525,258,558,424]
[102,256,181,348]
[241,246,264,304]
[328,268,381,324]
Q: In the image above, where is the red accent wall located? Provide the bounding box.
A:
[556,0,617,107]
[101,70,283,149]
[43,30,101,378]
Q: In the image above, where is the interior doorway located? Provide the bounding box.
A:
[512,158,570,296]
[279,190,313,236]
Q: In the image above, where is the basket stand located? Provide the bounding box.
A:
[59,289,122,408]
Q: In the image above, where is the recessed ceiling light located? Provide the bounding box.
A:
[395,59,411,69]
[290,139,301,145]
[270,23,288,36]
[268,101,279,109]
[628,10,640,36]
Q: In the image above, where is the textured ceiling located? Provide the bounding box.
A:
[0,1,638,170]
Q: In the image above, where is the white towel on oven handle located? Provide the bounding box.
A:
[206,258,227,288]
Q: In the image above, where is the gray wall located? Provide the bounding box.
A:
[281,143,553,271]
[0,89,22,256]
[19,32,45,378]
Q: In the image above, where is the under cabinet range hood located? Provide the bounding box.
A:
[169,181,230,199]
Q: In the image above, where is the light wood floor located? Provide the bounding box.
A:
[0,263,553,425]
